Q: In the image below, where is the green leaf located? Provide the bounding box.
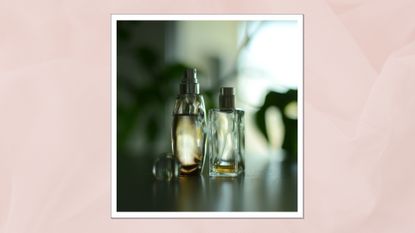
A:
[255,90,298,162]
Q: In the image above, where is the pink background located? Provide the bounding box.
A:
[1,0,415,232]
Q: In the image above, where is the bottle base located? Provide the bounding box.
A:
[179,164,202,176]
[209,165,243,177]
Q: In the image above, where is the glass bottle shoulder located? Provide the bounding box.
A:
[209,108,244,115]
[173,94,206,115]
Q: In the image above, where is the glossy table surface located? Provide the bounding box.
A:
[117,152,298,212]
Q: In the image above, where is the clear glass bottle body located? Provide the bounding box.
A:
[208,109,245,177]
[172,94,206,176]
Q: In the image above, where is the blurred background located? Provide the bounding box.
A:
[117,20,301,161]
[116,19,302,211]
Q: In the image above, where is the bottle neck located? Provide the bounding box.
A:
[179,82,199,94]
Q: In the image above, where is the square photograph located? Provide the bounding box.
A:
[111,15,303,218]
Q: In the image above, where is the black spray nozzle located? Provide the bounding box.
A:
[219,87,235,109]
[179,68,199,94]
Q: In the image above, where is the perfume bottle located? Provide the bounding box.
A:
[171,68,207,176]
[208,87,245,177]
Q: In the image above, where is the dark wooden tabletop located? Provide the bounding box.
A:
[117,152,298,212]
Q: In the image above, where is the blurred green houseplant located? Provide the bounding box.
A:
[117,21,298,163]
[255,90,298,162]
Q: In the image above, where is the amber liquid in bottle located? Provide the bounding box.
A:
[171,68,206,176]
[172,114,205,175]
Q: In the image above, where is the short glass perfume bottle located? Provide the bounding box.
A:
[208,87,245,177]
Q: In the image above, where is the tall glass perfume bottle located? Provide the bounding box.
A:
[208,87,245,177]
[172,68,207,176]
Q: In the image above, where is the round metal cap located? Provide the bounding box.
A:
[219,87,235,109]
[179,68,199,94]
